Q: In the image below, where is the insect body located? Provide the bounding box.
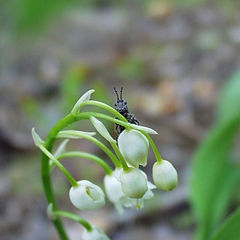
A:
[114,87,139,136]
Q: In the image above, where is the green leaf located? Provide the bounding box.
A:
[190,72,240,240]
[13,0,75,34]
[191,117,240,240]
[8,0,118,35]
[218,71,240,123]
[210,208,240,240]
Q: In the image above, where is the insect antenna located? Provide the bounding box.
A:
[114,87,120,100]
[120,87,123,100]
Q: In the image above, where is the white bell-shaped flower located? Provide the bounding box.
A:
[152,160,178,191]
[130,181,156,209]
[82,225,110,240]
[131,170,156,209]
[118,129,149,168]
[69,180,105,210]
[120,168,147,198]
[120,180,156,210]
[104,169,130,213]
[104,169,156,213]
[141,181,156,200]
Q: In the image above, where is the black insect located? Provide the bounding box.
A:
[113,87,139,136]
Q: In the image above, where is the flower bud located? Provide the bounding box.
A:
[71,89,95,114]
[130,124,158,135]
[152,160,178,191]
[82,226,110,240]
[69,180,105,210]
[90,116,116,143]
[120,168,147,198]
[118,129,149,167]
[57,130,96,139]
[31,128,44,147]
[54,139,69,158]
[104,169,156,213]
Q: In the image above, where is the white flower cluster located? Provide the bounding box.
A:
[69,126,178,214]
[33,89,178,240]
[103,129,178,213]
[68,89,178,218]
[104,168,156,213]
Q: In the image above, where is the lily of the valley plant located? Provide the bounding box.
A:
[32,89,178,240]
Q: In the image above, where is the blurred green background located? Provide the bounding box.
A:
[1,0,240,240]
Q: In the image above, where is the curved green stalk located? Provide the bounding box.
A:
[39,145,78,187]
[57,131,121,168]
[110,142,129,171]
[52,151,113,175]
[42,114,79,240]
[77,112,163,162]
[53,210,93,232]
[78,112,132,130]
[142,132,163,163]
[80,111,163,162]
[41,112,122,240]
[82,100,128,123]
[41,110,159,240]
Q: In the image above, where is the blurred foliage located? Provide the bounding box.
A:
[91,79,112,105]
[7,154,43,196]
[218,71,240,123]
[12,0,75,33]
[4,0,120,36]
[2,0,239,37]
[88,79,115,133]
[60,65,113,136]
[117,55,146,82]
[210,207,240,240]
[1,0,240,238]
[60,65,112,112]
[147,0,239,10]
[173,210,194,230]
[7,153,69,198]
[60,66,89,113]
[21,97,43,121]
[190,71,240,240]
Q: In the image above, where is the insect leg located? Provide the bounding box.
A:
[127,113,140,125]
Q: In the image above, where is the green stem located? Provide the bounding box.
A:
[41,112,124,239]
[52,151,113,175]
[80,112,131,130]
[110,142,129,171]
[39,145,78,187]
[78,112,163,162]
[42,114,83,240]
[82,100,128,123]
[41,110,156,240]
[57,131,121,168]
[142,132,162,163]
[53,210,93,232]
